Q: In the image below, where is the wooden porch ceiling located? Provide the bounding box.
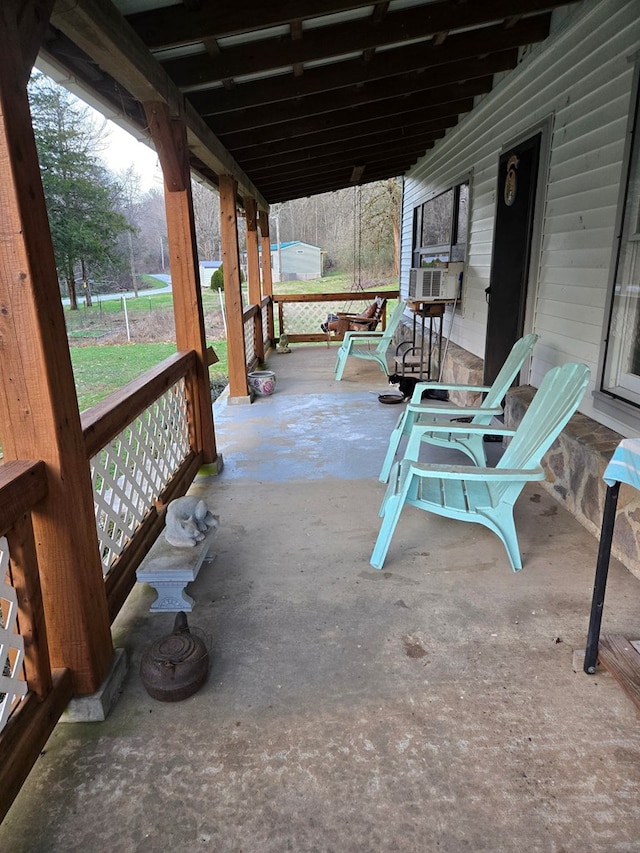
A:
[44,0,581,207]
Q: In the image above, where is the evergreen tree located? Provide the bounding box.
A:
[28,73,130,309]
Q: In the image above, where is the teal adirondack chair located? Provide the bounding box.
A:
[379,333,538,482]
[334,301,406,381]
[371,362,590,572]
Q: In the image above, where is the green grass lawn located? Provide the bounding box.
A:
[66,272,395,410]
[71,341,229,411]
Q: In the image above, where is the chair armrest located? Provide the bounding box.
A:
[409,382,492,403]
[404,422,515,459]
[342,331,386,344]
[402,460,546,482]
[406,403,503,417]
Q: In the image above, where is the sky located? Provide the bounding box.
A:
[101,121,163,192]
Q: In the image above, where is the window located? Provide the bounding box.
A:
[412,180,469,268]
[602,83,640,407]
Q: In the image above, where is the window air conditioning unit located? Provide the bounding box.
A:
[408,268,460,302]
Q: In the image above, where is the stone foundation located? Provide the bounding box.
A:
[505,386,640,579]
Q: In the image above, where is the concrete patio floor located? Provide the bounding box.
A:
[3,344,640,852]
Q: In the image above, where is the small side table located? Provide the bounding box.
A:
[584,438,640,674]
[394,300,451,380]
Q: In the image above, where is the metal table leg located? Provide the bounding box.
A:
[584,481,621,674]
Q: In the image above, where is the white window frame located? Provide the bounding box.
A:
[597,65,640,423]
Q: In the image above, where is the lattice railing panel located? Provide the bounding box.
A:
[244,316,255,366]
[279,300,354,335]
[91,380,191,573]
[0,537,27,734]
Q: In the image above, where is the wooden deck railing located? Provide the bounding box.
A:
[0,461,74,823]
[81,350,205,622]
[242,296,274,369]
[272,290,399,344]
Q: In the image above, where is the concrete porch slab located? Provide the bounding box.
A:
[3,345,640,852]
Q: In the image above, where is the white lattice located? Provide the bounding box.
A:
[244,317,255,365]
[91,380,191,573]
[0,537,28,734]
[280,300,350,334]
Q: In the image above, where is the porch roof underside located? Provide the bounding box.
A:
[43,0,580,209]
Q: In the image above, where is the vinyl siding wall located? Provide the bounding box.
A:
[401,0,640,436]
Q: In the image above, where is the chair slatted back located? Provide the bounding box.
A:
[471,333,538,422]
[368,301,406,353]
[495,362,590,498]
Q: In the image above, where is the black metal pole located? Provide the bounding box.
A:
[584,481,621,674]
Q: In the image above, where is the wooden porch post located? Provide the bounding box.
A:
[259,210,275,342]
[219,174,251,401]
[144,101,217,463]
[0,0,113,694]
[245,197,264,363]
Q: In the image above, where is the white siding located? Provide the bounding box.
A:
[401,0,640,435]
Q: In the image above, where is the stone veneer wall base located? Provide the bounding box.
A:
[505,386,639,579]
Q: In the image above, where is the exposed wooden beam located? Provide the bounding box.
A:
[254,150,426,191]
[235,130,446,172]
[50,0,268,210]
[258,210,275,343]
[127,0,580,52]
[262,165,412,203]
[175,16,549,102]
[0,17,114,693]
[127,0,390,46]
[245,134,443,177]
[219,176,251,400]
[206,61,505,134]
[193,48,518,122]
[221,98,471,153]
[4,0,56,85]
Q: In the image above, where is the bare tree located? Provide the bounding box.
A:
[192,180,221,263]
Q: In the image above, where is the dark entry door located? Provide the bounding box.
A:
[484,133,541,384]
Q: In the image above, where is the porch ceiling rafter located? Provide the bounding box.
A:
[48,0,267,210]
[40,0,583,203]
[167,16,551,103]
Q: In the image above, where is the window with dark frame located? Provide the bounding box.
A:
[412,181,470,269]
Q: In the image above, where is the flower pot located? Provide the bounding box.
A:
[248,369,276,396]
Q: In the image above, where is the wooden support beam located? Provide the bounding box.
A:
[0,3,113,694]
[245,197,264,363]
[50,0,267,210]
[219,175,251,400]
[259,211,275,343]
[144,101,217,463]
[6,0,56,86]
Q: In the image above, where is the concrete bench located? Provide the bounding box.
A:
[136,536,216,613]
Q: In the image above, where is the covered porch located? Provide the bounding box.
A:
[3,346,640,850]
[3,0,640,842]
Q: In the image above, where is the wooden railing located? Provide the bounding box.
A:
[272,290,399,343]
[242,296,274,369]
[81,351,205,622]
[0,461,73,823]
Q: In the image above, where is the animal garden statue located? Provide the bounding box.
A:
[276,333,291,353]
[164,497,219,548]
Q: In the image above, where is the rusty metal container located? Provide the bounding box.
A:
[140,611,209,702]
